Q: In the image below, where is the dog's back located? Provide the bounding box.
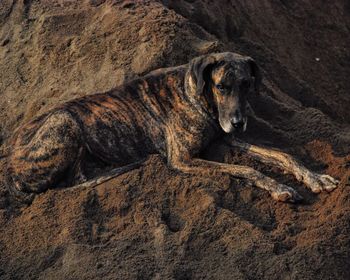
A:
[6,64,192,203]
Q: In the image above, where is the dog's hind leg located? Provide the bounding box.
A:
[65,159,147,192]
[226,139,339,193]
[6,111,84,204]
[66,147,87,187]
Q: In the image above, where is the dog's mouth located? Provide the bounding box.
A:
[220,117,247,133]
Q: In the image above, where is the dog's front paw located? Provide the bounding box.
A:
[304,173,339,193]
[271,184,303,203]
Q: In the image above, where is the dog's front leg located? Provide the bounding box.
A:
[169,154,303,202]
[226,139,339,193]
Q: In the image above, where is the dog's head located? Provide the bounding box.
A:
[187,52,261,133]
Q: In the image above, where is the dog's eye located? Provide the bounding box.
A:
[216,84,225,91]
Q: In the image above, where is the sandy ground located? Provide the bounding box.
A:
[0,0,349,279]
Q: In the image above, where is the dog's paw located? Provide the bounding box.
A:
[271,184,303,203]
[7,182,36,205]
[305,173,339,193]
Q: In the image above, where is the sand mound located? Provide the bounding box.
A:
[0,1,349,279]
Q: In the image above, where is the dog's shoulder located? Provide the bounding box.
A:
[108,64,189,99]
[144,64,188,79]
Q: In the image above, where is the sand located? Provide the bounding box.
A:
[0,1,349,279]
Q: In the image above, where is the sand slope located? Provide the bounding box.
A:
[0,1,349,279]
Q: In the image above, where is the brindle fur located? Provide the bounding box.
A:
[5,52,338,204]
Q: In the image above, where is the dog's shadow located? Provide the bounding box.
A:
[222,181,279,232]
[200,138,322,232]
[207,174,321,236]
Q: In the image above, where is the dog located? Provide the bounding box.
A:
[5,52,338,204]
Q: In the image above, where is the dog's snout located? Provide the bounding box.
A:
[229,110,247,132]
[232,110,243,125]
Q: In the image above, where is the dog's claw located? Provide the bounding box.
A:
[271,184,303,203]
[305,173,339,193]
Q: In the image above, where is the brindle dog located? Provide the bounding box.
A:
[5,52,338,204]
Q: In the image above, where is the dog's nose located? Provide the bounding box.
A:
[232,110,243,124]
[231,115,243,127]
[232,120,244,129]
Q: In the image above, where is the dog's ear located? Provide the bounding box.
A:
[188,54,217,95]
[246,58,262,94]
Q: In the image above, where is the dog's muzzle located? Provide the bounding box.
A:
[219,116,248,133]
